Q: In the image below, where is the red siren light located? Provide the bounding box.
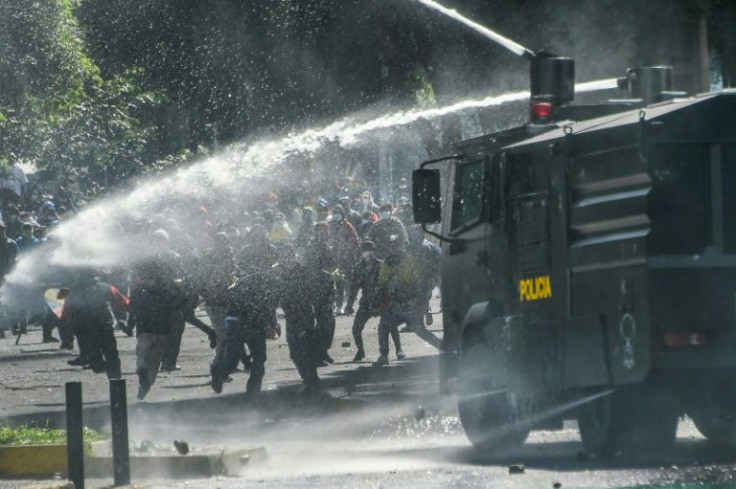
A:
[531,101,553,122]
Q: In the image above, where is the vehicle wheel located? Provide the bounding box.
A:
[458,339,529,451]
[578,386,678,458]
[578,392,616,457]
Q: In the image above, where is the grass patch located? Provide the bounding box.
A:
[0,424,108,452]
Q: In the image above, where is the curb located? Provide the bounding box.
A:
[19,483,74,489]
[0,444,67,477]
[0,442,265,479]
[85,446,265,479]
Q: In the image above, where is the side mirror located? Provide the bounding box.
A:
[412,168,442,224]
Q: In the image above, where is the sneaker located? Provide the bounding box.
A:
[42,336,60,343]
[373,355,389,367]
[160,364,182,372]
[90,361,107,374]
[59,341,74,350]
[323,353,335,364]
[298,382,322,398]
[107,366,122,379]
[67,357,89,367]
[137,385,150,401]
[352,350,365,362]
[399,326,411,333]
[396,350,406,360]
[211,374,223,394]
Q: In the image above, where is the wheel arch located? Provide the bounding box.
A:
[460,301,494,347]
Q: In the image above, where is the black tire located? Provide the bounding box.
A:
[458,339,529,451]
[578,386,678,458]
[578,392,616,457]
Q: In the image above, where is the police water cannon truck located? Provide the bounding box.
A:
[412,52,736,455]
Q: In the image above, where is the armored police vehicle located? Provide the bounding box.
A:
[412,54,736,455]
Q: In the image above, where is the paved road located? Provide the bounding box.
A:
[0,299,443,422]
[4,297,736,489]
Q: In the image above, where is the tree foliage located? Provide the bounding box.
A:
[0,0,181,198]
[1,0,734,201]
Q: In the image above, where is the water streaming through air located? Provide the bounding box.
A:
[413,0,533,58]
[0,78,617,313]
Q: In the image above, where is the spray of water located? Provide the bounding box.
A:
[413,0,534,58]
[0,78,618,313]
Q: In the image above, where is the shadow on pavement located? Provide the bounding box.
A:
[0,354,443,432]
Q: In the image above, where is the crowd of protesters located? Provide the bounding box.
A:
[0,175,442,401]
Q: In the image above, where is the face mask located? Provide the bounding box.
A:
[379,212,390,219]
[362,251,372,260]
[333,214,343,223]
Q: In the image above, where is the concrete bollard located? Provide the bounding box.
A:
[109,378,130,486]
[65,381,85,489]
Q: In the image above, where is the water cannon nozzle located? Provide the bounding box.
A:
[621,66,675,104]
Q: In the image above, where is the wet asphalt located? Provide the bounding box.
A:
[3,297,736,488]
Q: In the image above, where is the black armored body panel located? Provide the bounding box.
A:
[414,67,736,455]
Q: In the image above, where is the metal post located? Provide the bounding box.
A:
[109,379,130,486]
[65,381,84,489]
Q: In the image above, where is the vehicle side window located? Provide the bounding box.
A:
[451,159,485,232]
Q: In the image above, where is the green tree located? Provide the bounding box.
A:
[0,0,182,198]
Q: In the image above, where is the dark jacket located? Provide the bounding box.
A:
[366,217,409,259]
[129,278,186,336]
[61,280,129,329]
[347,255,382,310]
[227,268,278,333]
[275,261,313,327]
[303,241,337,301]
[130,250,187,335]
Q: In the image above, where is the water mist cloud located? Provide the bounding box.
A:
[0,79,615,317]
